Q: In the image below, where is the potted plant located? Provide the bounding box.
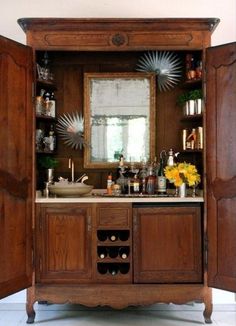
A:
[177,89,203,116]
[37,156,59,182]
[188,89,203,115]
[177,92,189,115]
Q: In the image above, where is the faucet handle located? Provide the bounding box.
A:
[81,175,88,184]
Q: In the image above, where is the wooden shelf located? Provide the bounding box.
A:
[36,150,56,154]
[181,114,203,121]
[37,78,57,90]
[182,78,202,88]
[180,149,203,153]
[36,114,57,121]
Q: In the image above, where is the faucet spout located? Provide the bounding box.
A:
[68,158,75,182]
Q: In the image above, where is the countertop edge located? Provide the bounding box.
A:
[35,196,204,203]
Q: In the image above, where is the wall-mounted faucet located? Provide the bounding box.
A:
[68,158,74,182]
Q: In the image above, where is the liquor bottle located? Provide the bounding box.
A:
[132,174,140,194]
[49,92,56,117]
[139,162,147,194]
[146,166,156,195]
[157,157,167,194]
[119,247,129,259]
[97,247,107,259]
[48,125,56,151]
[97,230,107,242]
[107,172,113,195]
[43,91,51,116]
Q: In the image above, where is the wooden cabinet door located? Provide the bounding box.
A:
[36,204,93,283]
[133,205,202,283]
[206,42,236,292]
[0,36,33,299]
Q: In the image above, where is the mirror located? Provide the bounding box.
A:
[84,72,156,168]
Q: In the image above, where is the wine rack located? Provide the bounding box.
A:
[96,229,132,282]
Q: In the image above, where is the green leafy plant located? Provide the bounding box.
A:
[38,156,59,169]
[188,89,203,100]
[177,89,202,107]
[177,92,189,106]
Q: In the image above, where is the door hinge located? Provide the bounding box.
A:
[32,82,35,99]
[204,235,208,269]
[32,248,34,268]
[39,216,43,230]
[39,257,42,272]
[87,215,91,232]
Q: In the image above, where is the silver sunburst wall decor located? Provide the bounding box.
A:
[136,51,182,92]
[57,112,87,150]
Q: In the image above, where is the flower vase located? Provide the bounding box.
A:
[179,183,186,197]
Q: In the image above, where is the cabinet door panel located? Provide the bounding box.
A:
[0,36,33,299]
[133,206,202,283]
[36,205,92,283]
[206,42,236,292]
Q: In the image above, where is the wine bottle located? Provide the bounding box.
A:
[118,230,129,241]
[109,231,118,242]
[157,157,167,194]
[97,247,107,259]
[108,247,118,258]
[97,263,108,274]
[119,263,130,274]
[108,264,119,276]
[97,230,107,242]
[119,247,129,259]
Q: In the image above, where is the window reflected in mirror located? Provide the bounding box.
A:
[84,73,156,168]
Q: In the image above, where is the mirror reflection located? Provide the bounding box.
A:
[84,73,156,168]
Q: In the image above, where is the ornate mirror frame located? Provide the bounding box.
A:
[84,72,156,169]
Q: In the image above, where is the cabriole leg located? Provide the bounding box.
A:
[203,289,213,324]
[26,287,36,324]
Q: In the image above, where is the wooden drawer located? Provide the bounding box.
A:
[96,203,132,228]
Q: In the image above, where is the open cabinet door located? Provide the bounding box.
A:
[206,42,236,292]
[0,36,33,298]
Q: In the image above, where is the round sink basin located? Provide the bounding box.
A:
[48,183,93,197]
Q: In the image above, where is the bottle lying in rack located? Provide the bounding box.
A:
[119,247,129,259]
[97,247,107,259]
[109,232,118,242]
[97,247,129,259]
[97,263,130,275]
[97,230,130,242]
[109,264,119,276]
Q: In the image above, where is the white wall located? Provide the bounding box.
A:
[0,0,236,305]
[0,0,236,45]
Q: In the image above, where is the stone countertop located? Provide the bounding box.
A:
[35,189,204,203]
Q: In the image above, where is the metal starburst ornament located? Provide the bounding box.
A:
[57,112,87,150]
[136,51,182,92]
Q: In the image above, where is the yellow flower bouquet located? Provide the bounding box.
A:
[164,162,200,187]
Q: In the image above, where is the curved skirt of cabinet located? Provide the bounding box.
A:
[26,284,212,324]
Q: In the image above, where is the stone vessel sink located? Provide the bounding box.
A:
[48,182,93,197]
